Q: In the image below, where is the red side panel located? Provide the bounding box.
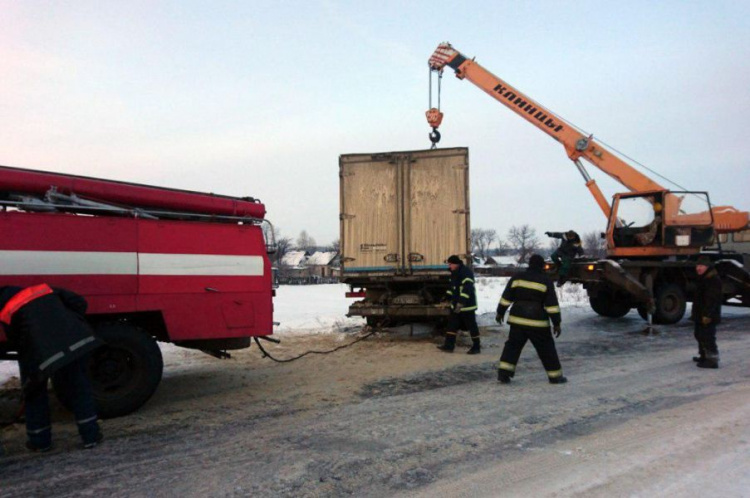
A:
[0,211,273,344]
[135,219,273,340]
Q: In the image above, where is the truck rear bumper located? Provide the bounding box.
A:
[348,301,451,319]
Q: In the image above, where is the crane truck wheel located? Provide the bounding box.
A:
[652,283,687,325]
[589,293,631,318]
[53,322,164,419]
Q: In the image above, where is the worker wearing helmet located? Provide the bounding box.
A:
[545,230,584,286]
[0,285,103,452]
[495,254,566,384]
[692,256,722,369]
[438,255,481,354]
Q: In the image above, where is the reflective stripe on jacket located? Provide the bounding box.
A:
[0,284,53,325]
[497,269,561,328]
[448,264,477,312]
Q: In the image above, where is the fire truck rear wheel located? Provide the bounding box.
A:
[55,322,164,419]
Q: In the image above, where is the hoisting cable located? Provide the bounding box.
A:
[426,65,444,149]
[253,327,377,363]
[527,95,692,192]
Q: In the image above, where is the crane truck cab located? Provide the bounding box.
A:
[608,190,715,257]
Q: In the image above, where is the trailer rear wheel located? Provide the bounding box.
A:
[54,322,163,419]
[589,293,631,318]
[653,283,686,325]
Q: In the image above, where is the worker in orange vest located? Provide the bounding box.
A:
[0,284,103,452]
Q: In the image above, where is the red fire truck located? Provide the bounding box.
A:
[0,165,274,417]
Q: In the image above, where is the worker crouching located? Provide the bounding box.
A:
[495,254,566,384]
[0,284,103,452]
[438,255,481,354]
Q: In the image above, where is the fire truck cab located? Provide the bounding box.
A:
[0,165,274,418]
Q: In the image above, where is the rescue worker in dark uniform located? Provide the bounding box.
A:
[495,254,566,384]
[438,255,481,354]
[546,230,584,286]
[692,256,722,369]
[0,284,103,451]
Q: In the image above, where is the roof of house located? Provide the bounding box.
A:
[306,251,337,266]
[281,250,308,267]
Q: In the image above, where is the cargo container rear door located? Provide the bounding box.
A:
[340,154,403,277]
[405,148,470,275]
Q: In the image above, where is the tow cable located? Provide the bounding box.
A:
[253,327,378,363]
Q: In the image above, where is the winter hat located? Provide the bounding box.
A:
[695,255,713,267]
[528,254,545,270]
[447,255,462,265]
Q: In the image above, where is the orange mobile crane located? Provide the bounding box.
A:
[427,42,750,324]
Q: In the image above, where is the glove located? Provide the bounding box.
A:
[495,313,504,324]
[701,316,712,326]
[545,231,551,237]
[553,325,562,338]
[452,303,464,314]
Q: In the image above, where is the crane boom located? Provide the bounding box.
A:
[428,42,749,233]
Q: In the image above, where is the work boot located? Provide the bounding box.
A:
[437,344,454,353]
[549,376,568,384]
[497,370,511,384]
[696,359,719,369]
[692,356,705,363]
[467,344,481,355]
[25,441,52,453]
[82,432,104,449]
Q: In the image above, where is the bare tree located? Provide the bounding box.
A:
[507,224,541,264]
[471,228,498,260]
[583,230,607,259]
[262,225,293,265]
[296,230,317,253]
[327,238,340,253]
[275,236,294,265]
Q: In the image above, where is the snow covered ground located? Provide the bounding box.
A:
[275,277,590,334]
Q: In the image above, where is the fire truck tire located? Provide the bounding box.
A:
[589,293,631,318]
[54,322,164,419]
[652,283,686,325]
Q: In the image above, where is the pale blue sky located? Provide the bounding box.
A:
[2,1,748,246]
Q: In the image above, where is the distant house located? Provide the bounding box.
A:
[486,255,519,267]
[306,251,339,279]
[278,250,340,284]
[281,250,309,267]
[474,254,525,276]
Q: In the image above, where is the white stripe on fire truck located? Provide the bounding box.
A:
[138,253,264,276]
[0,251,264,276]
[0,250,136,275]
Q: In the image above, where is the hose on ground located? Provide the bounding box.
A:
[253,327,377,363]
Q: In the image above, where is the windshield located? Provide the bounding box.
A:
[616,196,656,228]
[664,193,712,226]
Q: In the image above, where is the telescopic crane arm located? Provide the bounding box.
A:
[427,42,749,233]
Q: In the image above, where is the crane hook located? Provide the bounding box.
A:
[426,107,443,149]
[429,128,441,149]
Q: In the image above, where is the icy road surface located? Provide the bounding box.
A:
[1,279,749,497]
